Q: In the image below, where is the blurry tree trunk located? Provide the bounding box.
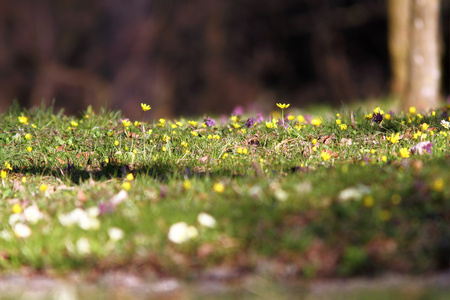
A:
[404,0,441,110]
[388,0,411,98]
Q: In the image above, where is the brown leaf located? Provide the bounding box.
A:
[56,144,65,152]
[199,156,209,163]
[340,138,352,146]
[56,157,65,164]
[323,149,339,158]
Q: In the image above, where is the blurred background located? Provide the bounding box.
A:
[0,0,448,119]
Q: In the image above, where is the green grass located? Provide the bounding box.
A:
[0,101,449,279]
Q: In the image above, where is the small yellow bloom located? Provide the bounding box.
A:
[387,132,400,144]
[311,118,322,126]
[126,173,134,181]
[5,162,12,171]
[191,131,198,137]
[122,182,132,191]
[71,121,78,127]
[321,151,331,161]
[121,119,131,127]
[312,139,318,145]
[158,118,166,127]
[336,119,341,125]
[287,115,295,121]
[39,184,48,192]
[265,122,275,129]
[134,121,141,127]
[276,103,290,109]
[162,146,167,152]
[340,124,347,130]
[31,124,37,128]
[188,120,198,127]
[432,178,444,192]
[409,106,416,114]
[399,147,410,158]
[213,182,225,193]
[25,133,32,140]
[421,123,429,131]
[379,210,391,221]
[363,195,374,208]
[373,107,384,115]
[22,176,27,183]
[114,140,119,146]
[431,111,436,116]
[365,113,373,120]
[141,103,151,111]
[12,204,23,214]
[384,113,391,120]
[1,170,7,179]
[18,116,28,124]
[297,115,306,124]
[183,180,191,190]
[27,146,32,152]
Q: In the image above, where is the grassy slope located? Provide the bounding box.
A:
[0,101,449,278]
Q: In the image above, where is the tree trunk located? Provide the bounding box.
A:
[404,0,441,111]
[388,0,411,98]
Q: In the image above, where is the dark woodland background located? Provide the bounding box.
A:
[0,0,449,119]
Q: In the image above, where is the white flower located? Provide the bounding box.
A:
[338,185,371,202]
[23,205,44,224]
[58,208,100,230]
[13,223,32,238]
[86,206,100,218]
[76,238,91,255]
[110,190,128,206]
[108,227,124,241]
[78,216,100,230]
[197,212,216,228]
[8,213,23,226]
[0,230,12,241]
[168,222,198,244]
[441,119,450,129]
[274,189,288,202]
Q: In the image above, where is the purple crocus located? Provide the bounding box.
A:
[372,113,383,124]
[245,117,257,128]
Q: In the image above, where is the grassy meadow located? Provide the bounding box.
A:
[0,101,449,279]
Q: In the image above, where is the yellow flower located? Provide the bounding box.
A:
[122,182,132,191]
[287,115,295,121]
[363,195,374,208]
[126,173,134,181]
[141,103,151,111]
[114,140,119,146]
[421,123,429,131]
[12,204,23,214]
[213,182,225,193]
[1,170,7,179]
[134,121,141,127]
[373,107,384,115]
[25,133,32,140]
[386,132,400,144]
[399,147,410,158]
[18,116,28,124]
[365,113,373,120]
[335,119,341,125]
[409,106,416,114]
[381,155,387,162]
[379,210,391,221]
[312,139,318,145]
[27,146,32,152]
[162,146,167,152]
[5,162,12,171]
[276,103,290,109]
[265,122,275,129]
[384,113,391,120]
[158,118,166,127]
[297,115,306,124]
[71,121,78,127]
[121,119,131,127]
[183,180,191,190]
[230,116,238,123]
[188,120,198,127]
[39,184,48,192]
[181,141,188,147]
[22,176,27,183]
[321,151,331,161]
[340,124,347,130]
[431,111,436,116]
[311,118,322,126]
[191,131,198,137]
[432,178,444,192]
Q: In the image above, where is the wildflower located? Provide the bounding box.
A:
[204,117,216,127]
[4,162,12,171]
[1,170,7,179]
[399,147,410,158]
[18,116,28,124]
[191,131,198,137]
[39,184,48,192]
[232,123,241,129]
[27,146,32,152]
[265,122,276,129]
[114,140,119,146]
[410,141,433,155]
[183,180,191,190]
[121,119,131,127]
[213,182,225,193]
[409,106,416,114]
[213,134,220,140]
[24,205,44,224]
[162,146,167,152]
[141,103,151,111]
[321,151,331,161]
[363,195,374,207]
[381,155,387,162]
[76,238,91,255]
[197,212,216,228]
[25,133,32,140]
[168,222,198,244]
[441,119,450,129]
[421,123,429,131]
[340,124,348,130]
[365,113,373,120]
[311,118,322,127]
[230,116,238,123]
[245,117,257,128]
[188,120,198,127]
[276,103,290,109]
[158,118,166,127]
[71,121,78,127]
[14,223,32,238]
[432,111,436,116]
[134,121,141,127]
[12,204,23,214]
[379,210,391,221]
[126,173,134,181]
[384,113,391,120]
[372,113,383,124]
[122,182,131,191]
[336,119,342,125]
[432,178,444,192]
[312,139,318,145]
[181,141,188,148]
[287,115,295,121]
[297,115,306,124]
[386,132,400,144]
[373,107,384,115]
[22,177,27,183]
[108,227,125,241]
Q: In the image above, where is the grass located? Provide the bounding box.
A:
[0,100,449,279]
